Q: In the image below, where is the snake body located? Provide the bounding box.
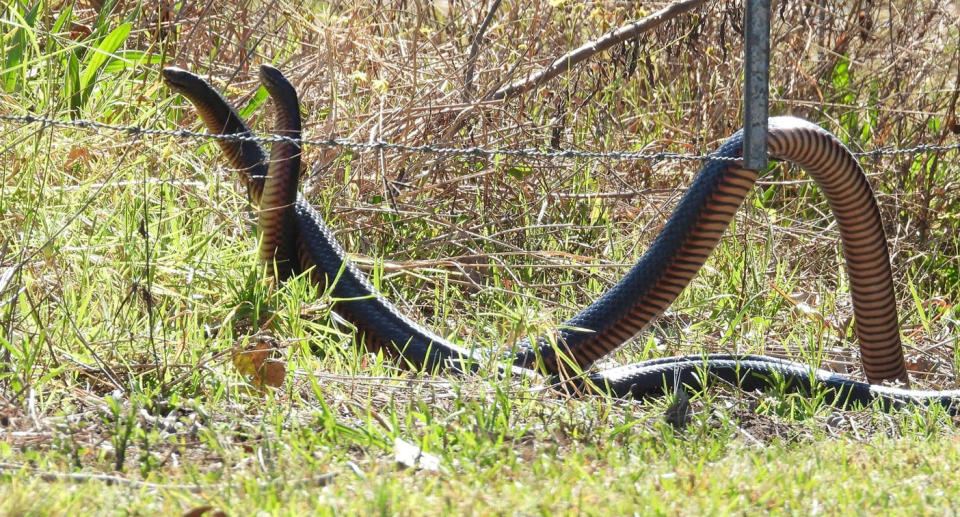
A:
[162,65,960,412]
[257,65,301,278]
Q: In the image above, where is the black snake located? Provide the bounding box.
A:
[162,65,960,412]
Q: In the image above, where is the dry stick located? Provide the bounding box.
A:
[483,0,707,101]
[464,0,503,102]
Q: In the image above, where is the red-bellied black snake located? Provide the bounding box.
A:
[162,64,960,412]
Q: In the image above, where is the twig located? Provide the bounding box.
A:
[464,0,503,101]
[484,0,707,101]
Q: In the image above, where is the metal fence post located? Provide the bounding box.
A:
[743,0,770,170]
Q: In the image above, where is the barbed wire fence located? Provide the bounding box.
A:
[2,108,959,279]
[3,104,960,385]
[4,113,960,163]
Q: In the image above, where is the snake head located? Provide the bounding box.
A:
[161,65,269,204]
[161,66,210,95]
[258,65,298,103]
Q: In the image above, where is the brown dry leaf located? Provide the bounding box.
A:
[260,359,287,387]
[231,341,271,377]
[183,506,227,517]
[64,145,92,169]
[232,337,287,388]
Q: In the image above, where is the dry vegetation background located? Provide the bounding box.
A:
[1,1,958,398]
[153,0,960,371]
[2,0,960,387]
[163,1,960,263]
[2,1,960,508]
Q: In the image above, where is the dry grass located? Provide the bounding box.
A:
[157,0,960,377]
[2,0,960,513]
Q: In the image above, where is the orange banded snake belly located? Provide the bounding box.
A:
[163,65,960,412]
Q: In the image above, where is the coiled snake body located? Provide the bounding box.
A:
[163,65,960,412]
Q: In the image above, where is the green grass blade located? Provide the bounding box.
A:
[78,21,131,92]
[239,85,270,119]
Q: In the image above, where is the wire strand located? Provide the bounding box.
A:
[3,113,959,162]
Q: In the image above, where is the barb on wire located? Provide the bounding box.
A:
[3,113,959,162]
[0,113,728,162]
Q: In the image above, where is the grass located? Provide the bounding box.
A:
[2,0,960,514]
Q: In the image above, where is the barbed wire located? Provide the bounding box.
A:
[0,113,731,162]
[3,113,959,162]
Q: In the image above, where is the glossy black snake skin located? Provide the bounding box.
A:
[162,65,960,413]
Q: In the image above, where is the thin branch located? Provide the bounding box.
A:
[464,0,503,102]
[484,0,707,101]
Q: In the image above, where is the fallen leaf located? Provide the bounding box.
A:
[64,146,92,169]
[260,359,286,387]
[232,336,286,388]
[183,506,227,517]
